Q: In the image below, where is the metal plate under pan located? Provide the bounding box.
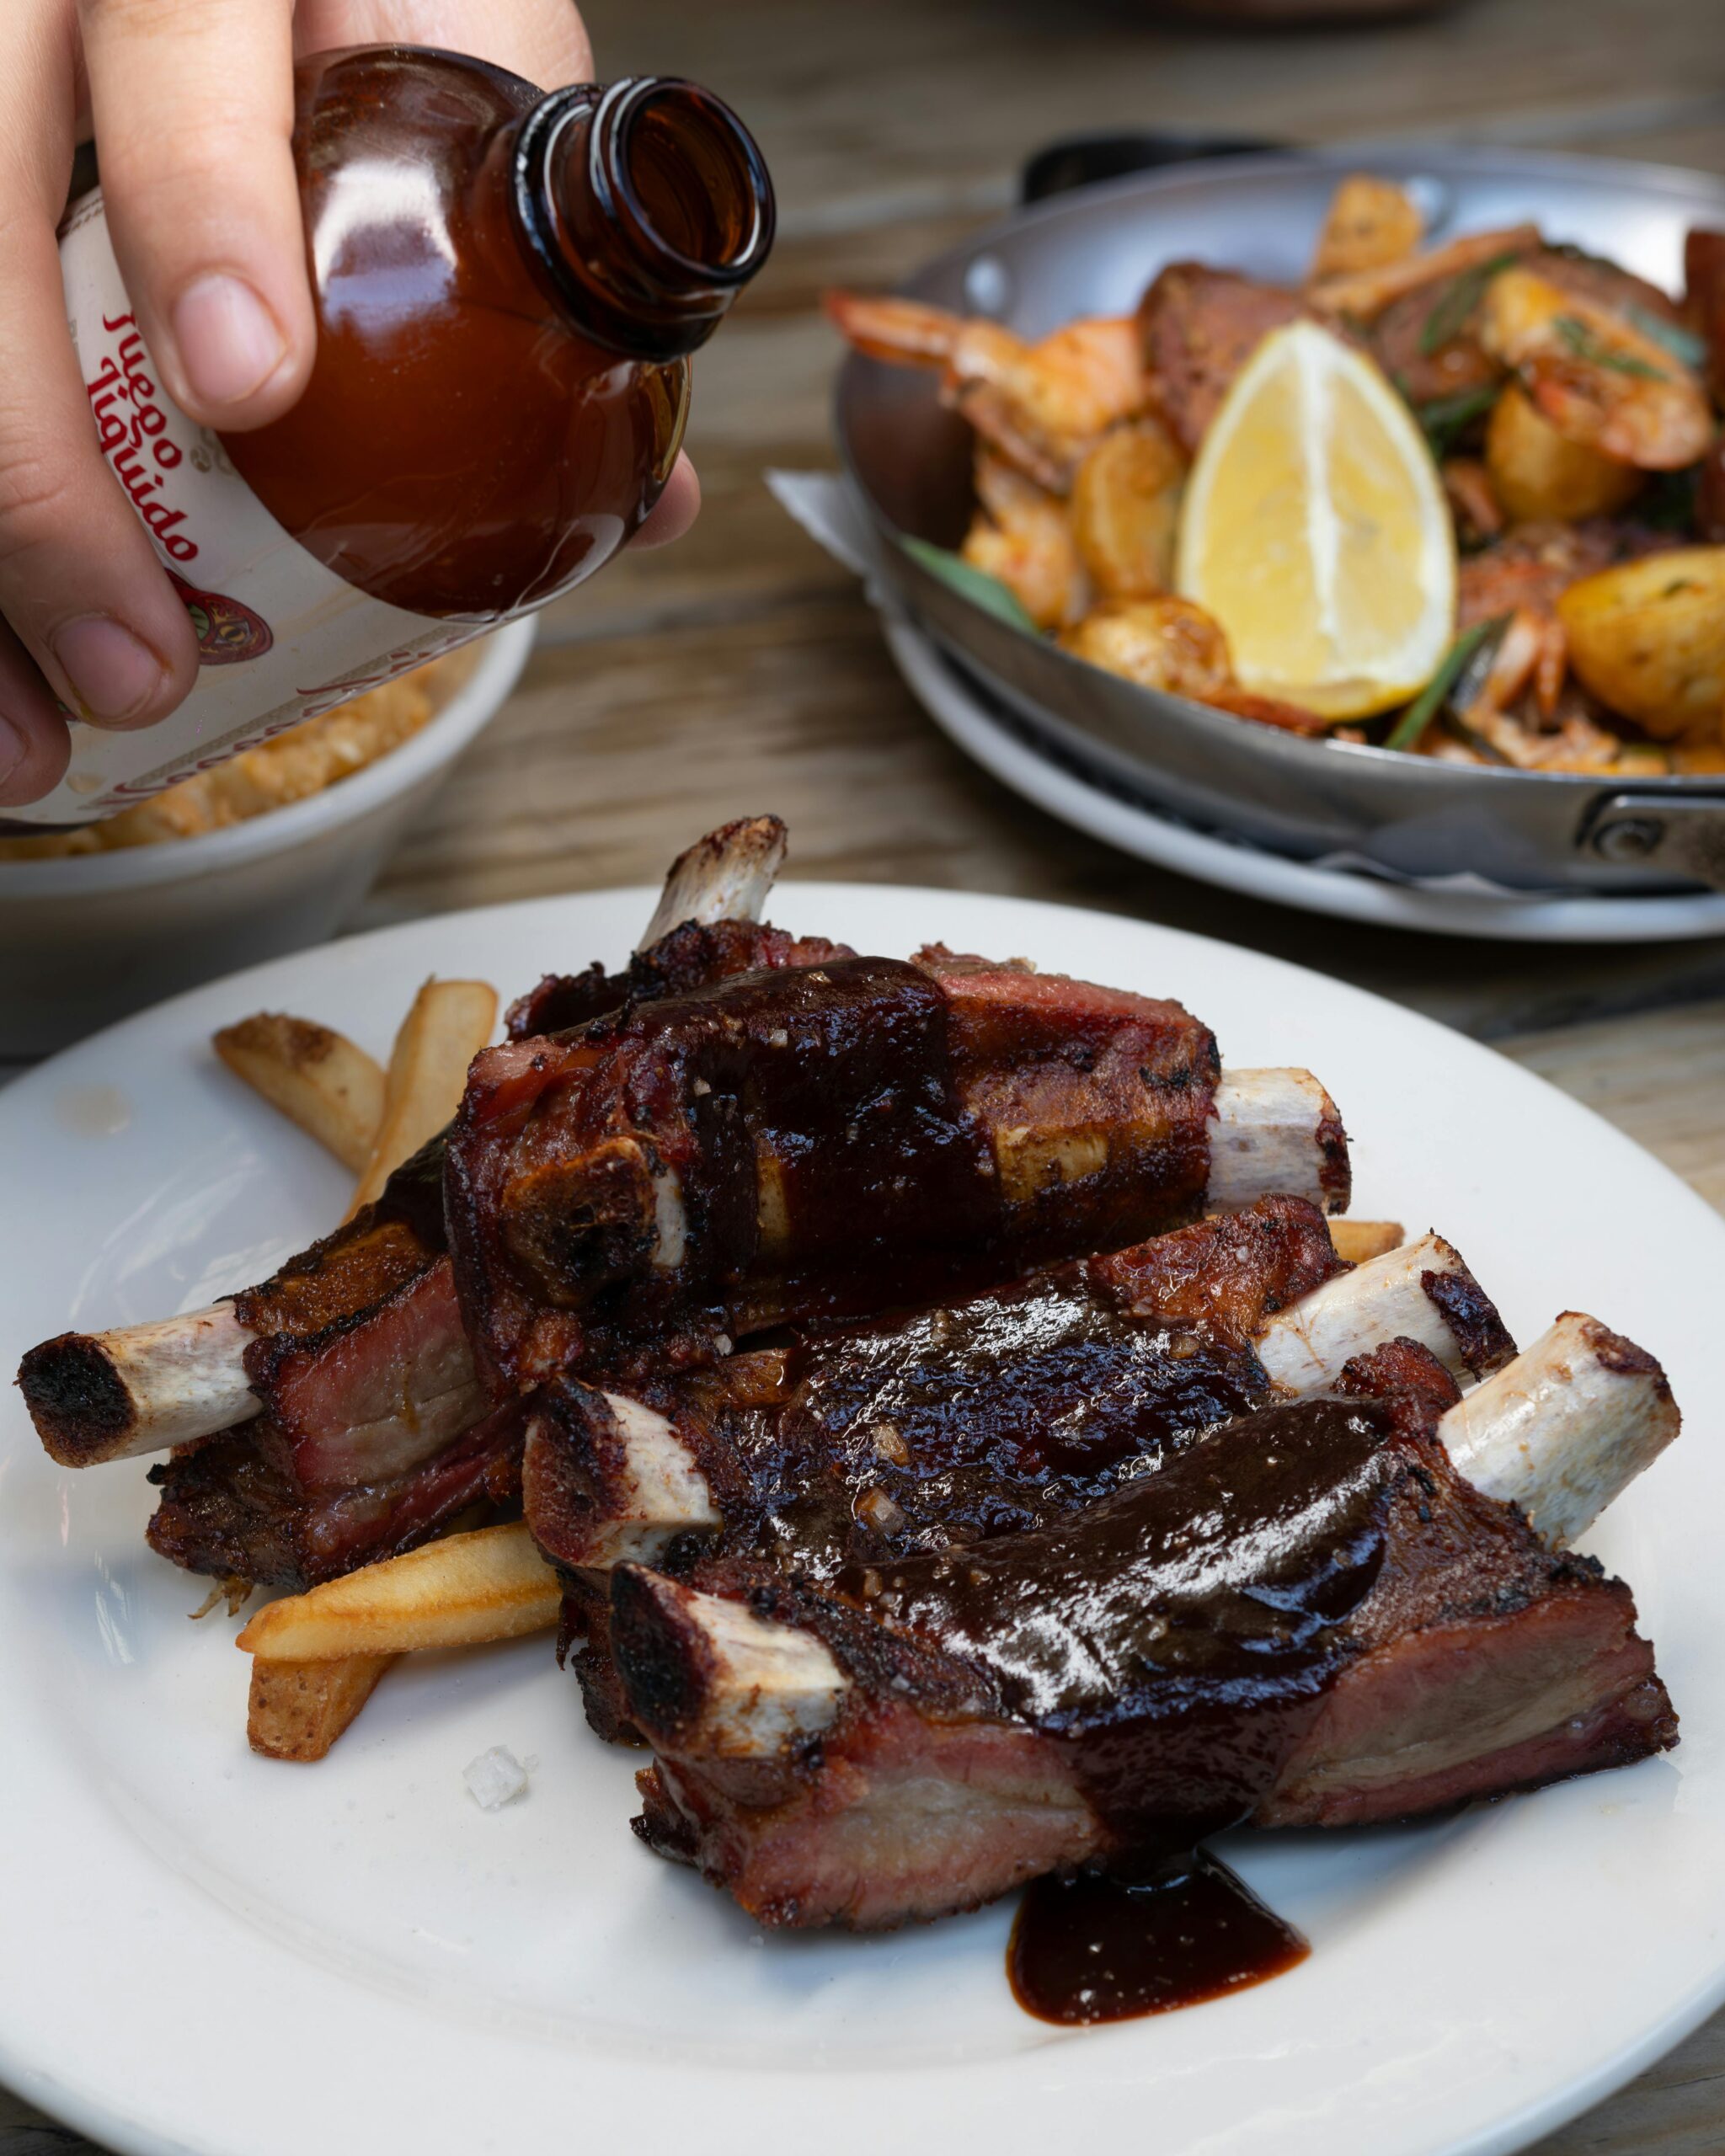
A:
[837,145,1725,894]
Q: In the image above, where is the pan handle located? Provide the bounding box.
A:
[1582,793,1725,889]
[1020,133,1289,205]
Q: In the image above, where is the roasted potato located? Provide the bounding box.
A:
[1557,548,1725,739]
[1062,595,1236,700]
[1309,174,1423,281]
[1070,418,1185,599]
[1483,385,1642,525]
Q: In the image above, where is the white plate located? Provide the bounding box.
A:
[885,616,1725,945]
[3,884,1722,2156]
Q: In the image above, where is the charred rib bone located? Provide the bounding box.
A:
[19,1305,257,1468]
[1438,1312,1680,1547]
[637,815,789,951]
[1207,1069,1347,1214]
[1255,1232,1513,1391]
[611,1566,847,1759]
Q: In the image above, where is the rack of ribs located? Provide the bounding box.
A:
[596,1323,1677,1931]
[17,827,1353,1593]
[523,1198,1515,1740]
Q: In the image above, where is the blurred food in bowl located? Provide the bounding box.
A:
[0,622,532,1058]
[0,649,478,860]
[827,170,1725,777]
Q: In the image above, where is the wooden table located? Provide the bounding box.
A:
[7,0,1725,2146]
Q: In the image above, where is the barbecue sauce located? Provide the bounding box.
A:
[1009,1852,1307,2026]
[35,49,773,828]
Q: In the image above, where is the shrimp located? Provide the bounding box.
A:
[1456,520,1676,718]
[825,291,1149,491]
[1477,267,1713,470]
[960,452,1088,630]
[1308,223,1541,322]
[1061,598,1329,735]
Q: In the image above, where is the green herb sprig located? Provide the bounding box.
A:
[1418,253,1521,357]
[1413,383,1500,461]
[1384,616,1509,754]
[1551,314,1668,380]
[899,536,1040,634]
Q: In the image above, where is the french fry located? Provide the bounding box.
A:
[213,1013,386,1174]
[347,977,497,1216]
[1329,1219,1407,1265]
[247,1652,396,1762]
[238,1520,561,1663]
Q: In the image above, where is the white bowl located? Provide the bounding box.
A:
[0,618,536,1057]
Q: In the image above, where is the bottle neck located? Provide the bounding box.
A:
[513,77,774,362]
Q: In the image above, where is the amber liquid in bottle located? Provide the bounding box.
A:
[19,49,771,828]
[227,50,774,617]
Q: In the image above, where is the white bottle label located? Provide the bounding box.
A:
[13,189,484,828]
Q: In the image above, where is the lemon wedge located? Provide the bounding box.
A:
[1175,319,1456,722]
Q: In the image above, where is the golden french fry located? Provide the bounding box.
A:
[348,976,497,1216]
[238,1520,561,1663]
[1329,1219,1407,1265]
[247,1652,396,1762]
[213,1013,387,1174]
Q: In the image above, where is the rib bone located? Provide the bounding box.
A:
[526,1391,720,1567]
[611,1564,847,1758]
[623,1314,1676,1760]
[1437,1313,1679,1547]
[19,1304,258,1467]
[1257,1232,1513,1393]
[1208,1069,1347,1214]
[637,814,788,951]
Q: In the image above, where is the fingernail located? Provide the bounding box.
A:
[171,274,286,408]
[0,714,24,786]
[51,615,164,724]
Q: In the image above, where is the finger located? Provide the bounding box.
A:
[78,0,311,432]
[0,14,198,739]
[0,622,72,808]
[632,455,702,551]
[291,1,593,84]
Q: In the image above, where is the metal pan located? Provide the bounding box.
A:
[836,146,1725,894]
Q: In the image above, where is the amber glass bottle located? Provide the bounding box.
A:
[31,47,772,828]
[227,51,774,617]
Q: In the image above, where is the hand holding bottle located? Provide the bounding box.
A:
[0,0,704,809]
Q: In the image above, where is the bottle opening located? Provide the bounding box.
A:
[611,82,772,291]
[518,77,775,362]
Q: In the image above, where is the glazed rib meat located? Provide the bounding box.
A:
[612,1337,1677,1930]
[449,950,1346,1394]
[525,1199,1514,1739]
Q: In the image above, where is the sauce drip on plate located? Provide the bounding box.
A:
[1009,1851,1307,2026]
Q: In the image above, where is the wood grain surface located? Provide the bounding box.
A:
[7,0,1725,2148]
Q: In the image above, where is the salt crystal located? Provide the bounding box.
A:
[463,1746,529,1811]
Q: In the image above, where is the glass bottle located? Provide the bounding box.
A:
[24,46,772,828]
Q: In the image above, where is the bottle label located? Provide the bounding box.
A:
[14,190,482,828]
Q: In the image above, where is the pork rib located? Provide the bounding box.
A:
[525,1203,1509,1741]
[612,1333,1677,1929]
[448,953,1348,1393]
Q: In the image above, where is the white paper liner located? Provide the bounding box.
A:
[766,467,1574,905]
